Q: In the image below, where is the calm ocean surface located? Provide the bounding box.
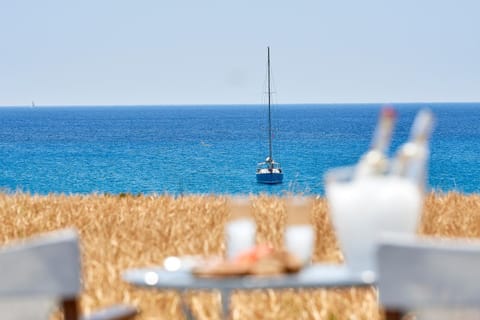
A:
[0,103,478,195]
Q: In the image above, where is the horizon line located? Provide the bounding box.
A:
[1,101,480,108]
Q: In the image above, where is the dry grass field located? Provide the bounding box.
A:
[0,192,479,319]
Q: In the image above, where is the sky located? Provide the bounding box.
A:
[1,0,479,106]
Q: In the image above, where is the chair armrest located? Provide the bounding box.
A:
[81,304,138,320]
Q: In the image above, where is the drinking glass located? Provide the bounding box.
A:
[284,196,315,264]
[324,166,423,273]
[225,195,256,260]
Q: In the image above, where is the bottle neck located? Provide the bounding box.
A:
[356,108,396,177]
[370,114,395,154]
[391,109,434,189]
[409,109,433,145]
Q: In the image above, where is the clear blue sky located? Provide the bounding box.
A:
[1,0,479,106]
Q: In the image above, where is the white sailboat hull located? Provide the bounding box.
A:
[256,171,283,184]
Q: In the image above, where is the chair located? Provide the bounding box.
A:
[0,228,138,320]
[377,233,480,320]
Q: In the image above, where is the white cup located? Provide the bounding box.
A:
[284,225,315,264]
[225,218,256,259]
[284,196,315,264]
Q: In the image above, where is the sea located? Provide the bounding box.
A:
[0,103,478,196]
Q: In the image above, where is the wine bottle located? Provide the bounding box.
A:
[355,107,397,178]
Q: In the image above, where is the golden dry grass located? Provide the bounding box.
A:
[0,192,478,319]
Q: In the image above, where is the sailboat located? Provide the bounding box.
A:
[256,47,284,184]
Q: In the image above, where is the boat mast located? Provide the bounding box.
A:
[267,46,273,162]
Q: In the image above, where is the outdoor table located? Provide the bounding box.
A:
[123,263,376,319]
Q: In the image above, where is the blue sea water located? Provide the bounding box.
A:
[0,103,478,195]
